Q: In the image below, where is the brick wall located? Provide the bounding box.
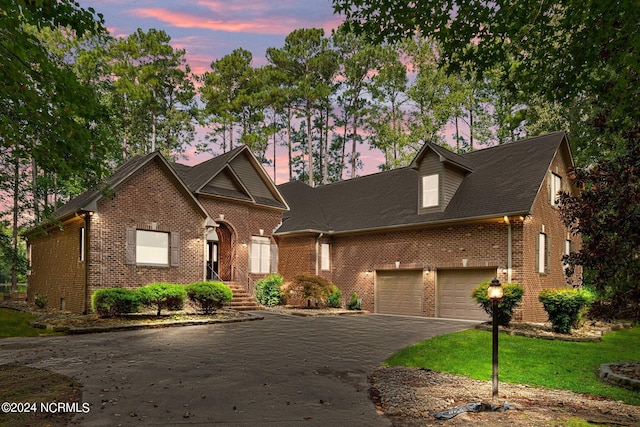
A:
[520,148,581,322]
[277,222,512,316]
[86,159,205,312]
[27,217,86,313]
[198,197,283,295]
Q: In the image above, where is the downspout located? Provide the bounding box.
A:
[505,217,512,283]
[315,233,323,276]
[83,212,91,314]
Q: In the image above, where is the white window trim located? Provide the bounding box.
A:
[79,226,85,261]
[250,236,271,274]
[136,230,170,266]
[550,172,562,206]
[422,174,439,208]
[321,243,330,271]
[537,232,546,274]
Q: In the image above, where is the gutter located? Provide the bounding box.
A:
[273,210,531,237]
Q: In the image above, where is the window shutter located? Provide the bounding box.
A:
[170,232,180,267]
[545,234,551,274]
[270,244,278,273]
[125,228,136,265]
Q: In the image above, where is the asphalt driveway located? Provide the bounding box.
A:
[0,312,476,426]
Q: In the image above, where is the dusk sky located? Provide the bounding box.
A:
[76,0,386,183]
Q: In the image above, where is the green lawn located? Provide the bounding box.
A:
[0,308,60,338]
[385,327,640,405]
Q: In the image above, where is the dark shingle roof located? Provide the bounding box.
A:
[276,132,568,235]
[51,154,152,219]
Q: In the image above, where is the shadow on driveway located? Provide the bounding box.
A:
[0,312,477,426]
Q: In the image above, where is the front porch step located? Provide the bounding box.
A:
[225,281,261,311]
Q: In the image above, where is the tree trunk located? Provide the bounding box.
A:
[11,151,19,293]
[306,100,314,187]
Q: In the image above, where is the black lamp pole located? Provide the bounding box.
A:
[488,277,503,401]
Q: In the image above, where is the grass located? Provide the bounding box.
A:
[385,327,640,405]
[0,308,61,338]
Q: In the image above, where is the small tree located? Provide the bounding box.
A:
[138,283,186,316]
[347,292,362,310]
[539,288,595,334]
[326,285,342,308]
[557,134,640,320]
[254,274,284,307]
[471,281,524,326]
[186,282,232,314]
[281,274,334,307]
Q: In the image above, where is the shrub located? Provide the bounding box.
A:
[347,292,362,310]
[471,281,524,326]
[186,281,232,314]
[539,287,595,334]
[281,274,334,307]
[326,285,342,308]
[254,274,284,307]
[91,288,141,317]
[34,294,48,309]
[138,283,186,316]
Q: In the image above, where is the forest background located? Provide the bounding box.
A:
[1,0,637,307]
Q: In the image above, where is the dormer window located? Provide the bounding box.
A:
[422,174,439,208]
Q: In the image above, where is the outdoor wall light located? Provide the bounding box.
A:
[395,261,400,269]
[487,277,503,401]
[241,240,247,248]
[425,266,431,274]
[502,265,508,274]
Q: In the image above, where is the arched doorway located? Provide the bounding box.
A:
[208,222,234,281]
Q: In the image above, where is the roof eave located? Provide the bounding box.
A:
[274,210,531,237]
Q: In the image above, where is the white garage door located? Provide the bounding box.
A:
[437,269,496,320]
[375,270,423,316]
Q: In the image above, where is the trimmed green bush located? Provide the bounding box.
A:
[471,281,524,326]
[254,274,284,307]
[326,285,342,308]
[91,288,141,317]
[347,292,362,310]
[138,283,186,316]
[539,287,595,334]
[186,281,232,314]
[34,294,48,309]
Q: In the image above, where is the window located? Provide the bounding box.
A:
[79,227,85,261]
[250,236,270,274]
[136,230,169,266]
[422,174,439,208]
[550,173,562,206]
[536,232,549,274]
[321,243,330,271]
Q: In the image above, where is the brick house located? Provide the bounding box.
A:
[26,146,288,314]
[275,132,579,322]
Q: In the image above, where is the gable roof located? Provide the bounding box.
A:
[172,146,288,210]
[276,132,570,235]
[48,152,211,223]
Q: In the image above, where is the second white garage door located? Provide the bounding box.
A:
[437,268,496,320]
[375,269,423,316]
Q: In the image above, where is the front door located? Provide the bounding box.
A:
[206,241,219,281]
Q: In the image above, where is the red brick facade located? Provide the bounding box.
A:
[27,216,86,313]
[27,156,284,313]
[276,145,579,322]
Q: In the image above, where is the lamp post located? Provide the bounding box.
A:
[487,277,503,401]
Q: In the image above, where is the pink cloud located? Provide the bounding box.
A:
[130,8,308,35]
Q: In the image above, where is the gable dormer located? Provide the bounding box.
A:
[410,143,473,214]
